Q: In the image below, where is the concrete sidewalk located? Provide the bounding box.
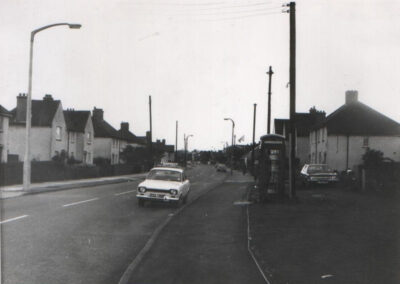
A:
[0,172,148,199]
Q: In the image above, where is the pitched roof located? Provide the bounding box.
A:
[117,128,147,145]
[10,99,61,126]
[92,117,120,138]
[274,112,325,138]
[64,110,90,133]
[0,105,12,117]
[318,101,400,136]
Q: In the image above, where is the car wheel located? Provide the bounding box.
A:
[138,199,145,207]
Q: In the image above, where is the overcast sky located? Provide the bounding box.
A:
[1,0,399,150]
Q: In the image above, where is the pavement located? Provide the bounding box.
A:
[248,185,400,284]
[125,171,262,284]
[0,172,148,199]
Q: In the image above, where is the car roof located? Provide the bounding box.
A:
[150,167,184,173]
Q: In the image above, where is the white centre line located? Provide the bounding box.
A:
[115,190,136,196]
[62,198,99,208]
[0,215,29,225]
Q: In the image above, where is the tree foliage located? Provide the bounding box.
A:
[362,148,384,168]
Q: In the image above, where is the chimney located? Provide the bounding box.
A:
[43,94,54,101]
[345,90,358,104]
[121,122,129,131]
[93,107,104,121]
[162,139,166,145]
[16,93,27,122]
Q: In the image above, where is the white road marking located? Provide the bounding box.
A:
[0,215,29,224]
[62,198,99,207]
[115,190,137,196]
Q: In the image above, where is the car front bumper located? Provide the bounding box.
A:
[136,192,181,202]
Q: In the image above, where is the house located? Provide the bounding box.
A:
[274,109,325,166]
[92,107,121,165]
[8,94,68,161]
[64,109,94,164]
[310,90,400,171]
[0,105,12,163]
[117,122,147,151]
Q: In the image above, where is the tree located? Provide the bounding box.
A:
[362,148,384,169]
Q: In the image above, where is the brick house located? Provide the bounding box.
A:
[310,91,400,171]
[64,109,94,164]
[92,107,121,165]
[274,109,325,166]
[8,94,68,161]
[0,105,12,163]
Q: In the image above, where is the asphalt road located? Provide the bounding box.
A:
[1,165,227,284]
[127,173,265,284]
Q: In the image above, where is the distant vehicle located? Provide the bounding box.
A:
[300,164,339,187]
[216,163,227,172]
[136,167,190,207]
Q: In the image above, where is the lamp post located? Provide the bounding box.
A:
[184,134,193,167]
[224,118,235,175]
[23,23,81,191]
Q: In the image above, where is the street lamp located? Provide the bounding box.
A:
[23,23,81,191]
[184,134,193,167]
[224,118,235,175]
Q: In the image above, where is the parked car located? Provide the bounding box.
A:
[216,163,227,172]
[136,166,190,207]
[300,164,339,187]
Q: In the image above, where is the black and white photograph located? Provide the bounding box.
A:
[0,0,399,283]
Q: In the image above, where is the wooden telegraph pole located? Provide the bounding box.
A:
[149,95,153,166]
[267,66,274,134]
[288,2,296,198]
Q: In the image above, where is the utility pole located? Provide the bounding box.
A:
[288,2,296,199]
[267,66,274,134]
[149,95,153,167]
[184,133,186,167]
[252,103,257,174]
[175,120,178,163]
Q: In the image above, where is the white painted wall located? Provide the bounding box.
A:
[0,115,10,162]
[8,125,52,161]
[50,104,67,157]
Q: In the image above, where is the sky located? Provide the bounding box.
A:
[1,0,399,150]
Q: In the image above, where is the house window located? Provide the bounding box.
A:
[56,126,62,141]
[363,137,369,148]
[318,152,322,163]
[323,152,327,163]
[70,132,75,144]
[322,128,325,142]
[87,132,92,144]
[0,116,3,132]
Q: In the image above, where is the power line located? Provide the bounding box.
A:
[190,6,283,16]
[199,10,283,22]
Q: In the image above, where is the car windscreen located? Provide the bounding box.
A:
[147,170,182,182]
[308,165,332,173]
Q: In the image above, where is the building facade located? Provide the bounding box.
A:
[92,107,121,165]
[310,91,400,171]
[0,105,12,163]
[8,94,68,162]
[64,110,94,164]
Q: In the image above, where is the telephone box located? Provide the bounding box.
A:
[258,134,286,199]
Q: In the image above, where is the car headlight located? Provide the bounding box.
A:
[170,189,178,196]
[138,187,146,193]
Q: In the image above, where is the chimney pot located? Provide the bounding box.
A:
[16,93,27,122]
[93,107,104,121]
[121,122,129,131]
[345,90,358,104]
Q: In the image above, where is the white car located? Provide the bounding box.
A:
[136,167,190,207]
